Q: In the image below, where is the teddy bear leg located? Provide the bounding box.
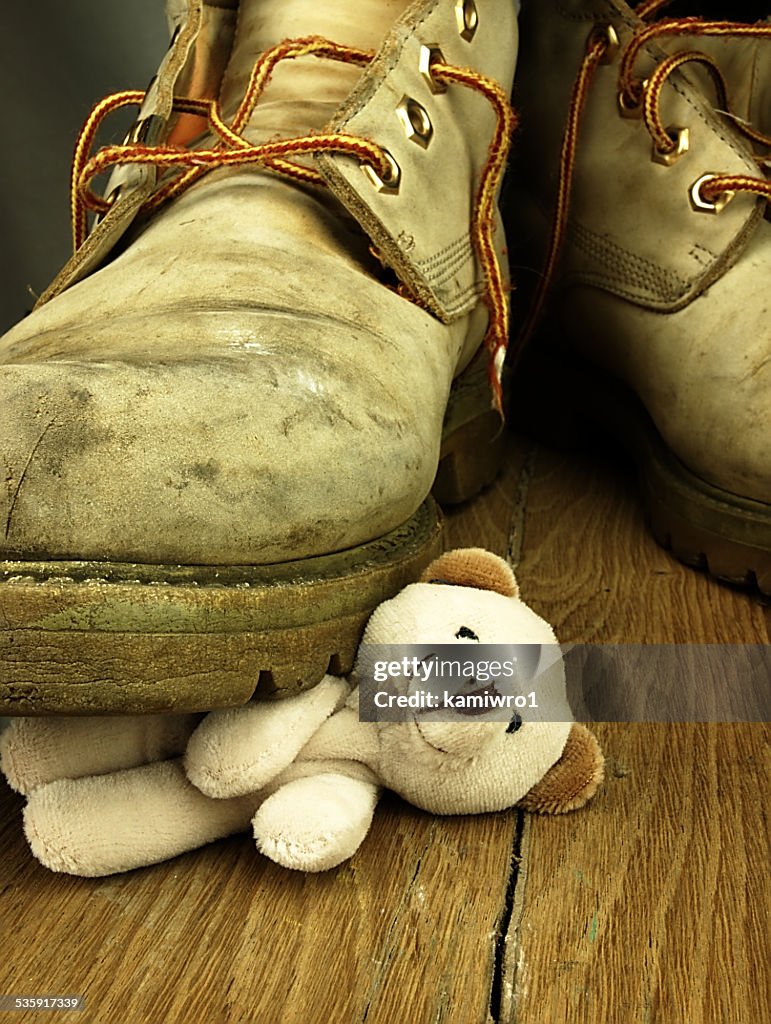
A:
[23,759,258,876]
[253,771,380,873]
[1,714,201,795]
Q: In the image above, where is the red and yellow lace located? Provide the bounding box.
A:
[71,36,517,414]
[518,0,770,352]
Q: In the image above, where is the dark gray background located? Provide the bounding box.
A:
[0,2,168,333]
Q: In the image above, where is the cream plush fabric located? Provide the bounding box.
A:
[1,551,603,876]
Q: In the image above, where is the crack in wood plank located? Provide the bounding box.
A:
[499,815,532,1024]
[506,443,538,574]
[489,812,526,1023]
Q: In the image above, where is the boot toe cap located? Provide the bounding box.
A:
[0,315,446,565]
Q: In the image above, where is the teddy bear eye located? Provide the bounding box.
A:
[506,713,523,734]
[455,626,479,641]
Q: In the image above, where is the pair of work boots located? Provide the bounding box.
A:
[0,0,768,713]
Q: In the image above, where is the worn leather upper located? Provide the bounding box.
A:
[0,0,518,565]
[513,0,770,503]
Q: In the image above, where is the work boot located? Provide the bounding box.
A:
[507,0,770,592]
[0,0,518,713]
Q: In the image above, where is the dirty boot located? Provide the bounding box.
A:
[0,0,518,712]
[508,0,770,592]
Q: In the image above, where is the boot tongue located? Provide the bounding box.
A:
[218,0,412,142]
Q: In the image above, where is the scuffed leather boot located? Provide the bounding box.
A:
[0,0,518,712]
[508,0,770,592]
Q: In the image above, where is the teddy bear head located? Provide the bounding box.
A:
[354,548,603,816]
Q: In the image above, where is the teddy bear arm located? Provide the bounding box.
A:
[184,676,350,798]
[517,723,605,814]
[252,763,380,872]
[296,704,379,768]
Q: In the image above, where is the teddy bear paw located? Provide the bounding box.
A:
[253,772,379,872]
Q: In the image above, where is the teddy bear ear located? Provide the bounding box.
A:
[518,724,604,814]
[419,548,519,598]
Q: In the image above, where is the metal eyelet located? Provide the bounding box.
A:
[590,24,619,64]
[396,97,433,149]
[125,116,155,146]
[455,0,478,42]
[419,44,447,94]
[362,149,401,194]
[689,173,734,214]
[652,126,690,166]
[617,79,647,119]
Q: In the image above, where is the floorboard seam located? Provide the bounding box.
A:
[506,441,538,573]
[489,812,525,1024]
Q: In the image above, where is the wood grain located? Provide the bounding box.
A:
[497,438,770,1024]
[510,444,769,644]
[0,785,516,1024]
[502,722,770,1024]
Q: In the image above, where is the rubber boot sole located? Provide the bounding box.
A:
[510,348,771,596]
[0,366,503,714]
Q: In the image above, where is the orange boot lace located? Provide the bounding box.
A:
[70,37,517,414]
[517,0,771,355]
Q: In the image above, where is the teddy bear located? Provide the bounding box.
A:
[0,549,604,876]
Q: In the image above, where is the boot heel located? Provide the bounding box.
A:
[434,409,505,505]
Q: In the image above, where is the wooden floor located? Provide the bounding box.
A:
[0,433,768,1024]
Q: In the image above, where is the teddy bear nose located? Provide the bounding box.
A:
[506,713,523,734]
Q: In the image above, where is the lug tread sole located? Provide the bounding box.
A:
[0,500,443,714]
